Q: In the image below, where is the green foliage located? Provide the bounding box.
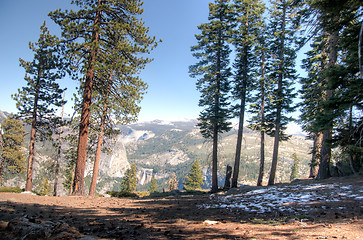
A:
[290,153,301,181]
[149,173,157,193]
[1,115,26,177]
[190,0,234,139]
[12,22,66,140]
[107,191,138,198]
[0,186,23,193]
[120,163,137,193]
[183,160,203,191]
[36,177,52,196]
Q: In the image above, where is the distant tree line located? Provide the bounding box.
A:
[190,0,362,192]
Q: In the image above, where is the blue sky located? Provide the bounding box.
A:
[0,0,211,122]
[0,1,306,133]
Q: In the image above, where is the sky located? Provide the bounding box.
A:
[0,0,305,133]
[0,0,212,122]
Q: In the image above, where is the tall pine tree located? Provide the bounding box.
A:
[49,0,157,195]
[266,0,299,185]
[189,0,233,193]
[12,22,65,192]
[230,0,265,188]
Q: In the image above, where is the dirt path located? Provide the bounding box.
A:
[0,176,362,239]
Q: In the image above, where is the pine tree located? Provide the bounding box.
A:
[149,173,157,194]
[12,22,65,192]
[0,115,26,185]
[183,160,204,191]
[266,0,300,185]
[49,0,157,195]
[290,153,300,181]
[248,25,270,186]
[189,0,233,192]
[302,0,363,179]
[299,32,328,178]
[120,163,138,193]
[89,26,149,196]
[230,0,265,188]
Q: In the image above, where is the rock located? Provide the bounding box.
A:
[5,217,85,240]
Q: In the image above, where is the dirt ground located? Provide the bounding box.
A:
[0,176,362,240]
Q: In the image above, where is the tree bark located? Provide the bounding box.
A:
[317,29,338,180]
[224,165,232,190]
[89,103,108,196]
[25,75,41,192]
[72,2,102,195]
[268,1,286,186]
[309,132,322,178]
[257,47,266,187]
[232,46,248,189]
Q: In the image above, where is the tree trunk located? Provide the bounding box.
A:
[232,46,248,189]
[212,126,219,193]
[72,2,102,196]
[54,93,65,196]
[25,76,40,192]
[224,165,232,190]
[317,29,338,180]
[268,1,286,186]
[257,47,266,187]
[89,103,108,196]
[359,22,363,76]
[309,132,322,178]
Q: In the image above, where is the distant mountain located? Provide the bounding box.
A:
[1,114,313,195]
[118,119,312,191]
[0,110,10,122]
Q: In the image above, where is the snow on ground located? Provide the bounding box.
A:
[201,183,363,214]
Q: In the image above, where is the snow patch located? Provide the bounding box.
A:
[200,183,363,214]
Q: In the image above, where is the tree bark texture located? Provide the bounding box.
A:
[72,2,102,195]
[257,48,266,187]
[317,29,338,180]
[25,75,40,192]
[89,103,108,196]
[309,132,322,178]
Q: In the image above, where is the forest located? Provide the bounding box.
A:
[0,0,362,198]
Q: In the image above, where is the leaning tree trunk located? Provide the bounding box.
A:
[72,3,102,196]
[89,103,108,196]
[232,46,248,189]
[268,1,286,186]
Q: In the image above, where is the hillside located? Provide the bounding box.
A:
[1,114,313,195]
[117,120,312,191]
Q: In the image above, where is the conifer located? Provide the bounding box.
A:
[230,0,265,188]
[149,173,157,194]
[183,160,204,191]
[49,0,157,195]
[12,22,65,192]
[190,0,233,192]
[120,163,138,193]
